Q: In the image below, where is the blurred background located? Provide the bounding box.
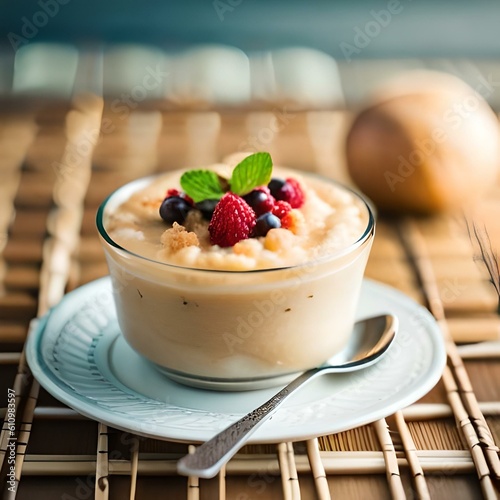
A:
[2,0,500,104]
[1,0,500,197]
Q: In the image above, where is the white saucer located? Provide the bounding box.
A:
[26,277,446,444]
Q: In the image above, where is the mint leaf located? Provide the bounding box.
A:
[180,170,225,203]
[230,152,273,196]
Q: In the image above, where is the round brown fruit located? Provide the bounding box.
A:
[345,70,500,215]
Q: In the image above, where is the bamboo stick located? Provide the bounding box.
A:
[3,266,40,290]
[2,239,44,263]
[393,411,430,500]
[10,373,39,494]
[447,317,500,343]
[373,419,406,499]
[16,450,478,476]
[0,324,28,343]
[129,439,139,500]
[0,117,37,285]
[286,442,301,500]
[401,403,453,420]
[399,220,500,480]
[0,292,38,321]
[218,464,226,500]
[277,442,301,500]
[96,423,109,500]
[186,445,199,500]
[32,407,88,419]
[8,210,50,237]
[306,438,331,500]
[456,341,500,358]
[0,353,22,363]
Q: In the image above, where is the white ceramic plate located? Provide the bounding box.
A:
[26,277,446,444]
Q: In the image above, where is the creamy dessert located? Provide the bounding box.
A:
[97,153,374,390]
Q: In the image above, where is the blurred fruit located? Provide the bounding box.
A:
[268,177,305,209]
[195,199,219,220]
[254,212,281,237]
[345,70,500,215]
[272,200,293,219]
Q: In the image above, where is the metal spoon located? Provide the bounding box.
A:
[177,314,398,478]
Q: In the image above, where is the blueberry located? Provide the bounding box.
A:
[254,212,281,237]
[159,196,191,224]
[195,199,219,220]
[243,188,274,216]
[268,178,286,200]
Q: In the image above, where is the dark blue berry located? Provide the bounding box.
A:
[254,212,281,237]
[268,178,287,200]
[243,188,274,216]
[159,196,191,224]
[195,199,219,220]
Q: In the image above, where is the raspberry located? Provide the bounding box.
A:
[283,178,305,208]
[166,188,181,198]
[209,193,256,247]
[268,177,305,208]
[272,200,292,219]
[166,189,194,205]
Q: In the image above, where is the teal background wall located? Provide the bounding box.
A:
[1,0,500,57]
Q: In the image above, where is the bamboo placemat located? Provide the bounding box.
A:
[1,99,500,500]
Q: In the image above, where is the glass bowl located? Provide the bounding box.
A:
[96,171,375,390]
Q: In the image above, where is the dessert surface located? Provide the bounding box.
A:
[105,157,369,271]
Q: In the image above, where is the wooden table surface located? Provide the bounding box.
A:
[0,98,500,499]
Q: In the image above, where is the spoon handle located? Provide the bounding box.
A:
[177,368,321,478]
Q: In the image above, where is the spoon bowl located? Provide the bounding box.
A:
[177,313,398,478]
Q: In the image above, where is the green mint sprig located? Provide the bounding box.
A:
[180,152,272,203]
[229,152,272,196]
[179,170,224,203]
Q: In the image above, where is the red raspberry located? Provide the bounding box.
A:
[166,188,181,198]
[272,200,292,220]
[166,189,194,205]
[209,193,256,247]
[283,178,305,208]
[269,177,305,208]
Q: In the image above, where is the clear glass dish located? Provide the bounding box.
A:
[96,171,375,390]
